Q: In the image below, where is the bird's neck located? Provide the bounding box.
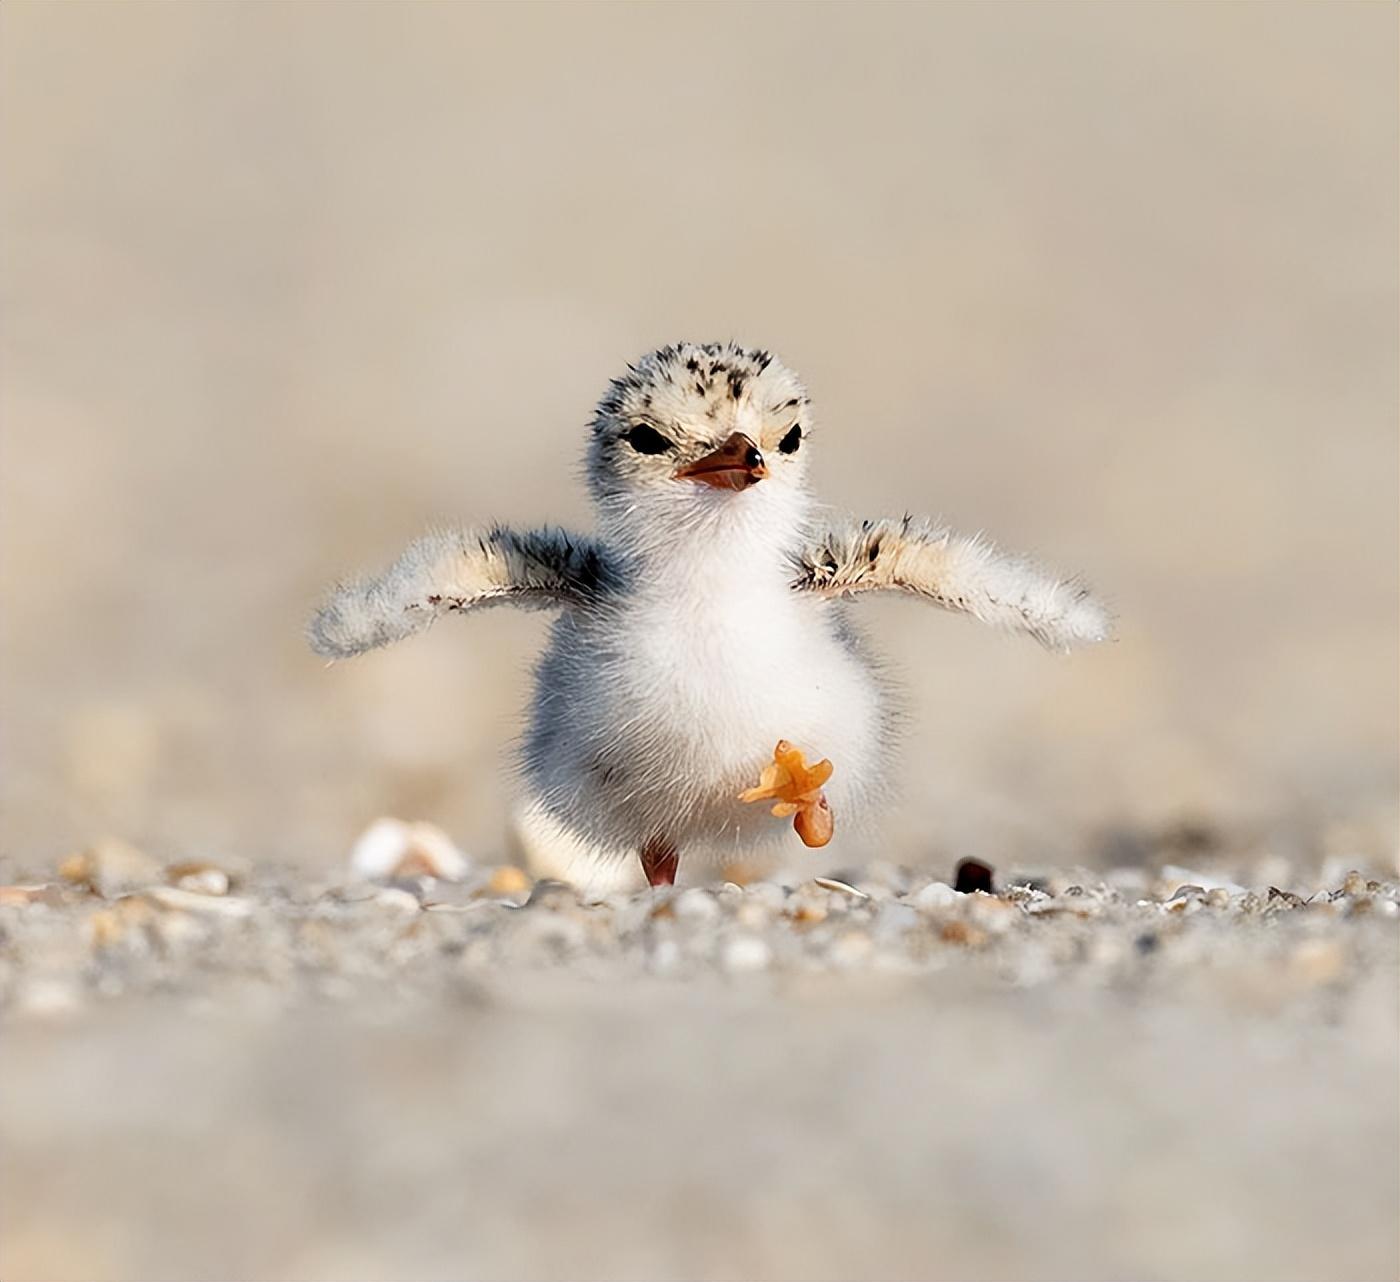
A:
[600,487,811,601]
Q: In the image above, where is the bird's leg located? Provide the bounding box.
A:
[639,835,679,887]
[739,740,835,848]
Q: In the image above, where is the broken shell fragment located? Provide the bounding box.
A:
[349,818,471,882]
[166,862,231,896]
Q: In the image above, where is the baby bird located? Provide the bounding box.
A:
[310,342,1108,894]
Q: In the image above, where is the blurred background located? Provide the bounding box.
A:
[3,1,1396,875]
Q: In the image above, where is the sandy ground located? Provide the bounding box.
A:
[2,6,1396,1281]
[2,850,1397,1282]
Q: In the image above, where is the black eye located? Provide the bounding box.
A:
[777,424,803,455]
[624,424,673,455]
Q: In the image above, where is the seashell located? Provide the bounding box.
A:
[348,817,471,882]
[813,876,868,900]
[145,886,254,917]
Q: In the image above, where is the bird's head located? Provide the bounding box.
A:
[586,342,814,553]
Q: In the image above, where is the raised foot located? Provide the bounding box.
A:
[738,740,835,848]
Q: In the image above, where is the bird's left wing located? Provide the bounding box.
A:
[791,515,1109,652]
[309,525,619,659]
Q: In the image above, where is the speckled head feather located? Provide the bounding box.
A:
[586,342,813,511]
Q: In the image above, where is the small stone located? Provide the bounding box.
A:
[910,881,958,911]
[349,817,470,882]
[166,862,231,896]
[674,888,721,923]
[649,938,682,974]
[371,887,421,915]
[967,895,1017,933]
[939,920,988,948]
[1290,938,1345,986]
[506,910,586,960]
[786,885,829,926]
[16,978,83,1019]
[953,859,995,895]
[734,900,772,930]
[721,935,772,973]
[744,881,788,910]
[59,838,162,897]
[828,930,875,966]
[483,865,533,899]
[1341,870,1368,897]
[1159,865,1244,896]
[1169,884,1206,902]
[813,877,868,900]
[86,907,128,949]
[525,879,579,911]
[0,884,63,908]
[872,903,919,941]
[1265,886,1305,912]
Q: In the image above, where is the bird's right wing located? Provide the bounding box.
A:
[791,515,1110,652]
[308,525,620,659]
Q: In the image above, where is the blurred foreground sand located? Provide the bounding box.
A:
[2,860,1397,1282]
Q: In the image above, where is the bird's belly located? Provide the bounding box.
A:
[555,597,887,844]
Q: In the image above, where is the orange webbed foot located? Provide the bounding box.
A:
[738,740,835,848]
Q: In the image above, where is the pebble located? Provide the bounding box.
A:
[349,818,471,882]
[483,865,533,899]
[166,862,231,896]
[744,881,788,911]
[0,884,64,908]
[59,838,162,897]
[721,935,772,973]
[674,888,722,924]
[909,881,959,911]
[371,888,422,915]
[1159,865,1245,896]
[16,978,83,1020]
[1341,870,1368,898]
[525,880,580,911]
[734,900,773,930]
[871,903,920,942]
[828,930,875,967]
[1290,938,1345,986]
[1,856,1394,1008]
[785,884,830,926]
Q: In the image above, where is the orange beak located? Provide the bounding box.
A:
[674,432,767,491]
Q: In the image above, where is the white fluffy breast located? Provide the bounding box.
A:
[523,483,888,858]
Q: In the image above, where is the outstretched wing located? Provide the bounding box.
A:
[309,525,620,659]
[791,515,1109,651]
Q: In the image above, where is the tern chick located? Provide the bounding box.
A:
[310,342,1108,893]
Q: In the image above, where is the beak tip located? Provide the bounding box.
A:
[675,431,767,490]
